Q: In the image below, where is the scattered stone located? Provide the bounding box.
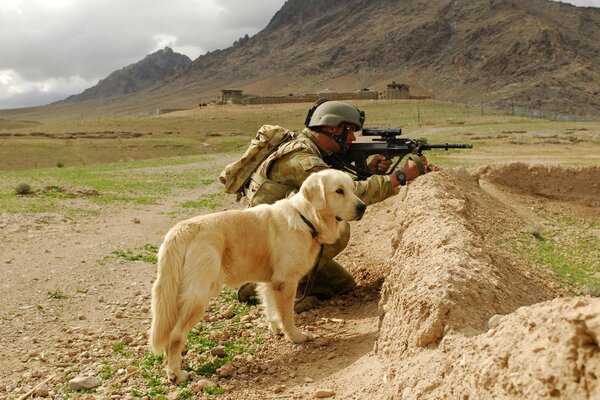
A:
[272,384,286,393]
[217,363,236,378]
[35,383,50,397]
[191,378,216,393]
[240,314,255,322]
[211,346,227,358]
[68,375,101,390]
[315,389,335,398]
[132,218,141,224]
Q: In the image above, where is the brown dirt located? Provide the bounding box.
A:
[1,162,599,399]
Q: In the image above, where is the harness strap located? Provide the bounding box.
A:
[297,244,324,302]
[296,211,324,302]
[299,212,318,238]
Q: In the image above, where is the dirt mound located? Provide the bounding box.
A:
[369,167,600,399]
[477,163,600,207]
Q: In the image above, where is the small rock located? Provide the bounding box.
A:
[211,346,227,358]
[132,218,141,224]
[35,383,50,397]
[68,375,101,390]
[315,389,335,398]
[240,314,255,322]
[218,366,233,378]
[272,384,286,393]
[191,378,216,392]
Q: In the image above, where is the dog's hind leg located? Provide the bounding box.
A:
[265,280,313,344]
[165,298,207,384]
[165,260,217,384]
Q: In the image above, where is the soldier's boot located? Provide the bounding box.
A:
[237,283,258,303]
[294,260,356,313]
[238,260,356,312]
[297,259,356,299]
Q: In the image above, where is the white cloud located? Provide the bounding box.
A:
[0,0,286,109]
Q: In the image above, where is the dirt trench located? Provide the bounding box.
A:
[371,165,600,399]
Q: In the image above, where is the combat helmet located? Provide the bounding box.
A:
[305,98,365,130]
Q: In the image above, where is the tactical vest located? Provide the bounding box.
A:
[219,125,294,195]
[245,132,324,206]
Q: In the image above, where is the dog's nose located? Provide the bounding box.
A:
[356,202,366,217]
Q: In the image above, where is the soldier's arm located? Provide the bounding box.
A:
[352,175,398,206]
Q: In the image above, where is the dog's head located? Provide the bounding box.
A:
[300,169,366,222]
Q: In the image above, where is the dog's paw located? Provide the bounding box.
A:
[289,330,314,344]
[268,320,283,336]
[167,369,189,385]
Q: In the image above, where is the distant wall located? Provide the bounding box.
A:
[157,108,188,115]
[242,90,378,105]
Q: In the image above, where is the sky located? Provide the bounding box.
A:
[0,0,599,110]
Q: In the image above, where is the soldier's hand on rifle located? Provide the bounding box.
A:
[390,155,429,187]
[404,155,428,180]
[368,155,393,174]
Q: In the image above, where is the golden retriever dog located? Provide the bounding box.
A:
[149,169,366,383]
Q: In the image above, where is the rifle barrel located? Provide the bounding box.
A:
[422,143,473,149]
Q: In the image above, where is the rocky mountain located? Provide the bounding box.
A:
[148,0,598,116]
[20,0,600,116]
[62,47,191,102]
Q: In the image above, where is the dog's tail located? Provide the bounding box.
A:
[149,226,187,354]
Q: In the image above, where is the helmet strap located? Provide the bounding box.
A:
[312,126,349,154]
[304,98,330,127]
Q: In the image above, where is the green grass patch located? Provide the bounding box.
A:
[513,215,600,294]
[99,363,115,380]
[113,243,159,263]
[47,289,66,299]
[125,287,261,398]
[180,192,226,210]
[185,289,264,378]
[112,341,126,355]
[0,155,222,214]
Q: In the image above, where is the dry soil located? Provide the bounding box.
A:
[1,162,599,399]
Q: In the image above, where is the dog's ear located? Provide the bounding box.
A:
[301,174,327,210]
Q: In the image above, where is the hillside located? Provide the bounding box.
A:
[125,0,598,116]
[1,0,599,118]
[61,47,191,103]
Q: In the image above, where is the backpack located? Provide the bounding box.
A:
[218,125,294,195]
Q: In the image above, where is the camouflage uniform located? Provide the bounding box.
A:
[244,128,397,299]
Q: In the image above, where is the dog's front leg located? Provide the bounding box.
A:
[269,280,314,343]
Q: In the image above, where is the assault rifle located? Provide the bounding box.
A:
[326,128,473,179]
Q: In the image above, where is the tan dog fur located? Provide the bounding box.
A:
[149,169,366,383]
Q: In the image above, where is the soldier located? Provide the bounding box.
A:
[237,99,428,311]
